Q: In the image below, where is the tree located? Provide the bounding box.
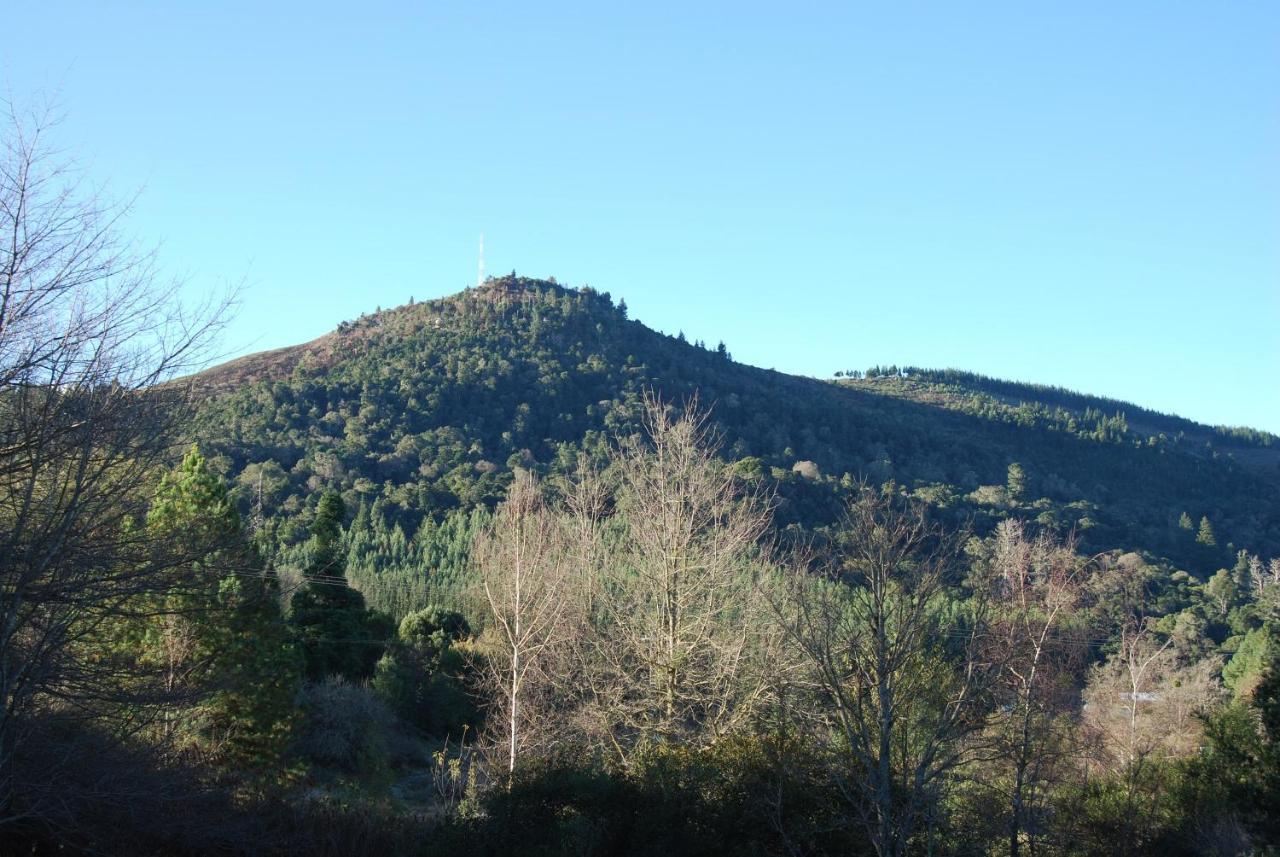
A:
[475,470,571,776]
[0,99,231,818]
[289,491,392,680]
[139,448,300,768]
[373,605,472,735]
[1179,654,1280,849]
[1204,568,1239,619]
[1196,516,1217,547]
[1232,549,1255,598]
[583,395,778,761]
[1222,627,1278,700]
[1006,462,1027,504]
[1082,623,1218,771]
[980,520,1085,857]
[776,487,992,857]
[1080,620,1222,854]
[556,451,612,616]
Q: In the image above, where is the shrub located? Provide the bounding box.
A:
[294,678,398,776]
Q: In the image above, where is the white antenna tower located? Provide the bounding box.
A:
[477,233,485,287]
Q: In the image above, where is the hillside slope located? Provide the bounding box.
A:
[191,276,1280,583]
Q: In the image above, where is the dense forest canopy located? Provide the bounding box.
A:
[192,275,1279,620]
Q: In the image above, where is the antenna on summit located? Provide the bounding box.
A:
[476,233,486,287]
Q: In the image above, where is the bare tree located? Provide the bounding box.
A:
[557,451,613,615]
[0,98,231,820]
[474,470,571,777]
[580,394,778,763]
[1078,618,1223,855]
[775,486,992,857]
[1081,621,1221,774]
[981,520,1086,857]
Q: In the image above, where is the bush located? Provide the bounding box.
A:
[372,606,476,737]
[426,736,864,857]
[293,678,399,776]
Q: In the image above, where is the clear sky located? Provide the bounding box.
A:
[6,2,1278,430]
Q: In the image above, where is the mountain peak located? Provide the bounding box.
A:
[190,279,1279,573]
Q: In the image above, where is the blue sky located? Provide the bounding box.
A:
[7,2,1278,430]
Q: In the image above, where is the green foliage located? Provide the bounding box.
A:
[1006,461,1027,503]
[1175,660,1280,852]
[141,448,302,769]
[1054,761,1188,856]
[310,491,346,569]
[289,491,395,680]
[372,606,475,736]
[346,503,490,620]
[1203,567,1239,618]
[1197,515,1218,547]
[290,584,393,682]
[193,277,1278,611]
[1223,626,1278,698]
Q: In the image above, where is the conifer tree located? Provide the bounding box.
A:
[1197,516,1218,547]
[141,448,301,768]
[1006,462,1027,503]
[290,491,393,680]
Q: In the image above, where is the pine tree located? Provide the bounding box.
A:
[290,491,393,680]
[143,447,301,769]
[1006,462,1027,503]
[1196,516,1218,547]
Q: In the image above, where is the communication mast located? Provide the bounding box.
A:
[477,233,486,287]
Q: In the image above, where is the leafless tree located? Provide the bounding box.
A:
[980,520,1087,857]
[1081,621,1221,775]
[0,98,232,821]
[774,486,992,857]
[1077,617,1222,855]
[556,451,613,615]
[576,394,779,763]
[474,470,572,777]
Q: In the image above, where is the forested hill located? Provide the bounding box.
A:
[191,275,1280,596]
[841,367,1279,460]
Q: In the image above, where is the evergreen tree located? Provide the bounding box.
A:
[1006,462,1027,503]
[1180,653,1280,848]
[1223,627,1278,698]
[1197,516,1218,547]
[142,448,301,768]
[290,491,393,680]
[372,606,473,735]
[1233,549,1256,596]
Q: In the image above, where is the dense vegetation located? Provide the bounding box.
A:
[195,275,1279,624]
